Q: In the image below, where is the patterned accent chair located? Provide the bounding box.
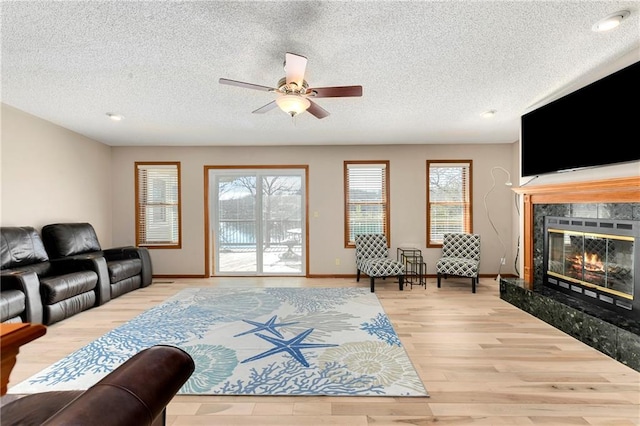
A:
[436,233,481,293]
[355,234,405,292]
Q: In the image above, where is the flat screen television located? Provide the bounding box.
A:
[520,60,640,177]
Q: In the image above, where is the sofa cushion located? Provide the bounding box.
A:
[436,256,479,278]
[39,271,98,304]
[107,258,142,282]
[0,289,26,322]
[41,223,102,258]
[360,258,405,277]
[1,226,49,270]
[45,292,96,325]
[111,276,142,299]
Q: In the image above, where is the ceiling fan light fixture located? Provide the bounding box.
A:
[276,94,310,116]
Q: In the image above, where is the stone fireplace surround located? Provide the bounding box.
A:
[500,176,640,372]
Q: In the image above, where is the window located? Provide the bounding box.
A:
[427,160,472,247]
[135,162,181,248]
[344,161,390,247]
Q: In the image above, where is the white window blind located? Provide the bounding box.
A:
[136,163,181,247]
[345,161,389,246]
[427,161,472,246]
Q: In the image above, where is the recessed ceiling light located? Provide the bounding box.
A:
[106,113,124,121]
[592,10,630,32]
[481,110,496,119]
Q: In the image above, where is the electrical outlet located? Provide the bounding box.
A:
[500,257,506,265]
[335,258,341,266]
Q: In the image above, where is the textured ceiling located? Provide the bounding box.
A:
[2,1,639,147]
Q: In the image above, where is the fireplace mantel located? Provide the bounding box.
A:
[513,176,640,289]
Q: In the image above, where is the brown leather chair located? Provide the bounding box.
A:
[1,344,195,426]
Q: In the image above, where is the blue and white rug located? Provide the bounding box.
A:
[9,287,428,396]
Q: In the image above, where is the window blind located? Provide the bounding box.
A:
[345,162,389,246]
[427,161,472,245]
[136,163,181,247]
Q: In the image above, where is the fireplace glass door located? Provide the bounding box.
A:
[547,229,634,299]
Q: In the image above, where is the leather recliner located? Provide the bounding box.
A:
[0,270,42,324]
[1,226,102,325]
[41,223,153,301]
[1,344,195,426]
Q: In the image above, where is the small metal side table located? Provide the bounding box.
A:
[397,247,426,289]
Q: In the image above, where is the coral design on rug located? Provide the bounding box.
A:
[9,287,428,397]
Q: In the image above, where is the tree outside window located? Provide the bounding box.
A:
[427,160,472,247]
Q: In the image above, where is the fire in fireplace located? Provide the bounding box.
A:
[544,216,639,319]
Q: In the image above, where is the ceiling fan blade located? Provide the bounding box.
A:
[284,52,308,88]
[219,78,275,92]
[307,99,330,119]
[307,85,363,98]
[252,101,278,114]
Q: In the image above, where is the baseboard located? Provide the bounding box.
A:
[152,273,520,280]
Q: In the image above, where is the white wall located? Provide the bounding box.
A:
[1,104,113,245]
[4,103,637,279]
[111,143,518,276]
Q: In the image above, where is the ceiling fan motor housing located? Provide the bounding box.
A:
[277,77,309,95]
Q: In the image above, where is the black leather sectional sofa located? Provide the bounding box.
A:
[0,223,153,325]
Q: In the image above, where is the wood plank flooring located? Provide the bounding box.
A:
[7,277,640,425]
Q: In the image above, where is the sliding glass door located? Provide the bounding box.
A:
[210,168,305,275]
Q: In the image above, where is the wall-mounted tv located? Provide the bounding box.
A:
[520,60,640,177]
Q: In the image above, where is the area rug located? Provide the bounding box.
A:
[9,287,428,396]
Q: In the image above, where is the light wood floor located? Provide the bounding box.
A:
[7,277,640,425]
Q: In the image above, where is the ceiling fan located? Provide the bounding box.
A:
[219,52,362,119]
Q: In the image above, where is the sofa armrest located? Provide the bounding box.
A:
[42,345,194,426]
[0,271,43,323]
[102,246,142,261]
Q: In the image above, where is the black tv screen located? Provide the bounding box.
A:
[520,60,640,177]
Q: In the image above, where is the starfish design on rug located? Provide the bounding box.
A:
[233,315,299,338]
[241,328,339,367]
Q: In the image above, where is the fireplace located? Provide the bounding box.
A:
[501,178,640,371]
[543,216,639,319]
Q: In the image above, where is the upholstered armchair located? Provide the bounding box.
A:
[436,233,481,292]
[355,234,405,292]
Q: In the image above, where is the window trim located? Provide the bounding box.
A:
[135,161,182,249]
[344,160,391,248]
[426,159,473,248]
